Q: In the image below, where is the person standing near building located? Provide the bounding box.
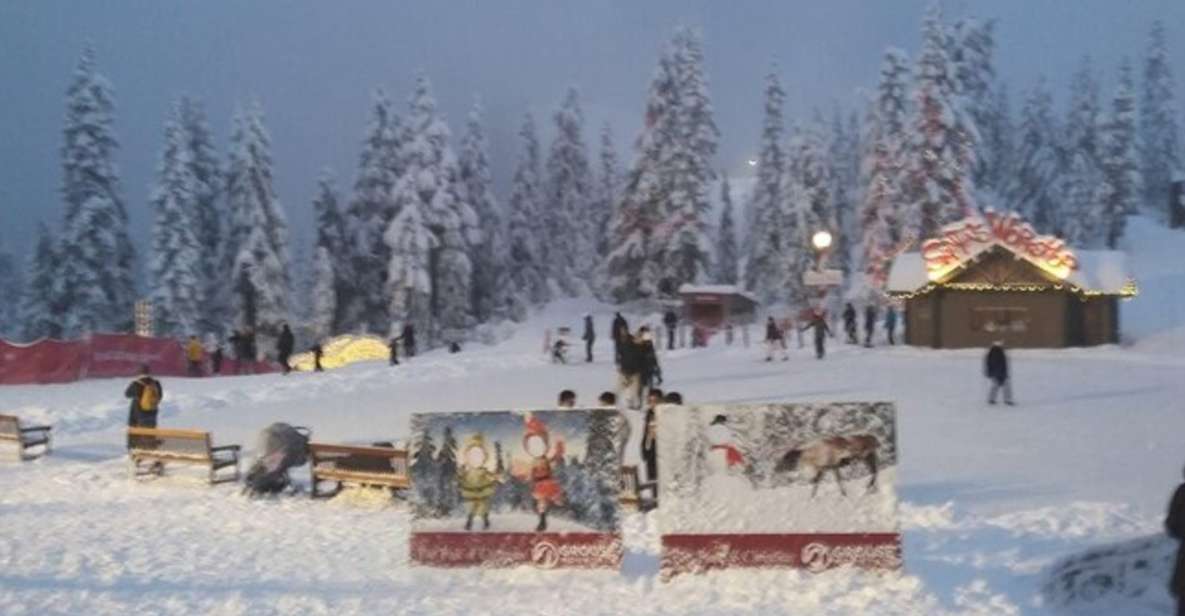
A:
[863,304,878,348]
[277,324,295,375]
[185,335,205,377]
[125,365,163,430]
[884,306,898,345]
[582,314,595,363]
[984,341,1014,405]
[1165,468,1185,615]
[663,310,678,351]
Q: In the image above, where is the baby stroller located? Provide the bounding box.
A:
[243,422,311,497]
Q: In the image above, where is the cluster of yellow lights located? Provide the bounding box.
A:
[890,278,1140,301]
[290,334,391,372]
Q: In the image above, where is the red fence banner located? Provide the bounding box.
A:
[661,533,902,577]
[0,339,86,384]
[85,334,187,379]
[411,532,623,569]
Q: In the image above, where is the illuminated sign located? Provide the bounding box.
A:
[290,334,390,371]
[921,210,1078,282]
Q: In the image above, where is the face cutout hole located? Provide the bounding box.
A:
[525,434,548,457]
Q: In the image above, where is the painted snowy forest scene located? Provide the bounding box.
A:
[658,403,899,535]
[4,0,1185,614]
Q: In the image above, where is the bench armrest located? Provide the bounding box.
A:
[21,425,52,433]
[210,445,241,452]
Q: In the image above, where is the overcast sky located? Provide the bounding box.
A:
[1,1,1182,261]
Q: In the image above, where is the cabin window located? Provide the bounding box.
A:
[971,307,1029,333]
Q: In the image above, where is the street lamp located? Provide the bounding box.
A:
[811,230,833,253]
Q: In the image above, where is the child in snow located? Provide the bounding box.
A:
[458,433,502,531]
[557,390,576,408]
[520,415,566,532]
[764,316,788,361]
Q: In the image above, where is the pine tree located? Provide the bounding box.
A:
[224,102,291,351]
[393,76,477,340]
[784,120,832,309]
[0,238,24,339]
[828,106,859,281]
[383,186,435,341]
[343,91,402,334]
[715,174,738,284]
[593,122,621,263]
[177,97,223,335]
[458,99,506,321]
[544,87,593,295]
[1099,60,1143,248]
[57,47,137,336]
[742,69,788,303]
[410,424,438,515]
[1061,149,1105,247]
[984,82,1016,196]
[436,426,460,515]
[20,224,63,340]
[309,170,347,340]
[950,17,998,190]
[149,108,204,337]
[1141,20,1181,217]
[901,6,976,244]
[1008,78,1061,233]
[505,112,550,310]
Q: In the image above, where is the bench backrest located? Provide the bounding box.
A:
[309,442,409,476]
[0,415,18,439]
[127,427,212,458]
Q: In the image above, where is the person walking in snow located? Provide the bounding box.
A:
[402,323,416,358]
[611,312,629,365]
[764,316,788,361]
[582,314,595,363]
[640,388,663,483]
[125,365,163,430]
[388,336,401,366]
[277,324,295,375]
[842,303,858,344]
[185,335,205,377]
[884,306,898,345]
[984,341,1014,405]
[617,331,644,410]
[863,304,878,348]
[211,343,224,375]
[801,310,834,360]
[311,343,324,372]
[638,327,662,396]
[663,310,679,351]
[1165,468,1185,614]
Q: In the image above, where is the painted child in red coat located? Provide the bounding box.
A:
[522,415,566,532]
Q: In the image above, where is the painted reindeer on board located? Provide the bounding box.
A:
[775,434,879,497]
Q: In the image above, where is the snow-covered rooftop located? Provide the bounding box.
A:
[886,248,1134,295]
[677,284,759,303]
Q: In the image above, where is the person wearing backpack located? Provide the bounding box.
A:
[125,364,163,429]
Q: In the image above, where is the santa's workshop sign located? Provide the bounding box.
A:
[922,210,1078,282]
[408,409,625,569]
[655,402,901,578]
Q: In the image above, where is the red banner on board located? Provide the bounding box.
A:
[660,533,902,577]
[0,339,87,384]
[85,333,188,379]
[410,532,624,569]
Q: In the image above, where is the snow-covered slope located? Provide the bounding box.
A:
[2,223,1184,614]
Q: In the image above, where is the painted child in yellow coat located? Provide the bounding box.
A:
[458,433,502,531]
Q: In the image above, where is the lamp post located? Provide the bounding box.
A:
[811,230,833,270]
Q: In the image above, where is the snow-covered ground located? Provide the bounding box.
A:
[2,219,1183,615]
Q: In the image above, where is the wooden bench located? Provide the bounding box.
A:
[127,427,241,484]
[0,414,52,460]
[308,442,410,498]
[619,465,657,512]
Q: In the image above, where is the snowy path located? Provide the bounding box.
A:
[2,303,1181,614]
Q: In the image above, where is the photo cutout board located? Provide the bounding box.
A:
[656,402,901,577]
[409,409,625,569]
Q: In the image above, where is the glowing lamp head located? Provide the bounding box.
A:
[812,230,833,251]
[747,158,758,167]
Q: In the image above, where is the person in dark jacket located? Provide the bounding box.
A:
[277,324,295,374]
[312,344,324,372]
[984,341,1014,405]
[582,314,595,363]
[801,310,834,359]
[611,312,629,365]
[640,388,663,483]
[125,365,163,429]
[402,324,416,358]
[638,327,662,396]
[663,310,678,350]
[842,303,858,344]
[1165,469,1185,614]
[764,316,787,361]
[228,330,244,374]
[388,336,401,366]
[211,343,224,375]
[863,304,878,348]
[617,331,644,410]
[884,307,898,345]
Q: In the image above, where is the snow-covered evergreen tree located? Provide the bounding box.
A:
[309,170,347,340]
[1098,60,1143,248]
[459,98,507,321]
[1008,78,1061,233]
[20,224,62,340]
[57,47,137,336]
[383,182,435,341]
[715,174,738,284]
[864,48,912,244]
[436,427,460,516]
[984,81,1016,196]
[1065,57,1102,162]
[149,108,203,337]
[1140,20,1181,217]
[1061,149,1105,247]
[177,97,223,335]
[901,6,976,245]
[828,106,860,280]
[544,87,593,295]
[392,76,477,340]
[950,17,999,190]
[784,120,832,308]
[505,112,550,310]
[593,122,621,263]
[0,238,24,339]
[742,69,788,302]
[224,102,291,351]
[343,91,402,334]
